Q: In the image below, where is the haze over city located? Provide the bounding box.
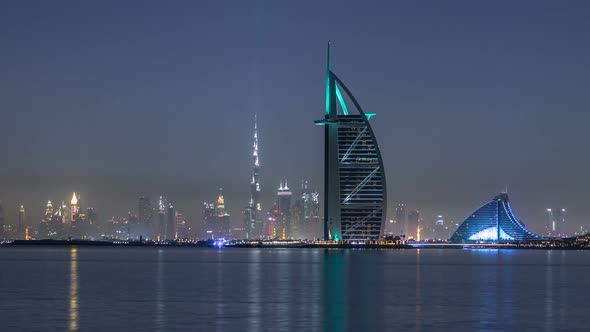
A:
[1,0,589,234]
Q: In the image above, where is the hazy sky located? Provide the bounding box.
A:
[1,1,589,233]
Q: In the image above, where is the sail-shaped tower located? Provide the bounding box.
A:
[315,44,387,241]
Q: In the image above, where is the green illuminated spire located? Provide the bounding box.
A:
[335,85,349,115]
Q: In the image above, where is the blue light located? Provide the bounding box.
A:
[468,226,515,241]
[469,227,498,241]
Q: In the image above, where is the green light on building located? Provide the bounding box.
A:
[335,85,349,115]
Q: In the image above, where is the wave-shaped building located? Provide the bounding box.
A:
[315,45,387,241]
[450,193,543,243]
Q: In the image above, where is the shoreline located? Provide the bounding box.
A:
[1,239,588,250]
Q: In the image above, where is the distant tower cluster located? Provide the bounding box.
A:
[291,180,321,240]
[203,189,231,239]
[264,179,321,240]
[153,195,176,241]
[34,192,100,240]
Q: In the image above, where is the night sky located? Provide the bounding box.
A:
[1,1,589,233]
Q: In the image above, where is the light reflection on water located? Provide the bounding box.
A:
[0,247,589,331]
[155,248,164,332]
[68,247,78,332]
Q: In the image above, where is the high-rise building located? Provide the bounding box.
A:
[40,200,64,239]
[202,202,217,239]
[85,207,97,238]
[157,196,167,240]
[45,200,54,220]
[407,210,421,239]
[243,114,263,239]
[308,190,321,239]
[18,204,25,240]
[60,201,70,225]
[138,196,154,239]
[70,192,79,223]
[215,189,231,239]
[291,181,324,239]
[292,181,322,240]
[292,180,309,239]
[545,208,566,237]
[555,208,566,236]
[175,211,188,239]
[431,214,449,240]
[202,190,231,239]
[0,201,4,237]
[395,203,407,235]
[276,180,292,239]
[166,203,175,240]
[315,45,387,241]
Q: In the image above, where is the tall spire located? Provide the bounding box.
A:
[245,112,263,238]
[325,42,337,117]
[325,42,331,115]
[253,113,259,167]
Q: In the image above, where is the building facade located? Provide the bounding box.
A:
[450,193,543,243]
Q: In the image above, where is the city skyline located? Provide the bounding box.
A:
[1,1,590,235]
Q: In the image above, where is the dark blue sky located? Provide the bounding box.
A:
[1,1,589,233]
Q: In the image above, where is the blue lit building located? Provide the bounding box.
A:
[450,193,543,243]
[315,45,387,241]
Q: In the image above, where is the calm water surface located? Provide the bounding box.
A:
[0,247,588,331]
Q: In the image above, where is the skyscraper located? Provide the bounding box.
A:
[395,203,407,235]
[215,189,231,239]
[45,200,54,220]
[545,208,566,237]
[0,201,4,237]
[175,211,188,239]
[315,45,387,241]
[18,204,25,240]
[555,208,566,236]
[157,195,167,240]
[276,180,292,239]
[85,207,97,238]
[291,181,322,240]
[407,210,421,239]
[243,114,263,239]
[70,192,79,223]
[61,201,70,225]
[138,196,153,239]
[545,208,555,236]
[202,202,217,239]
[166,203,175,240]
